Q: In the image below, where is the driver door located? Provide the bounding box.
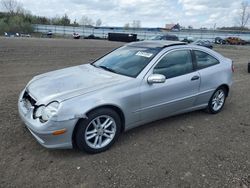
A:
[139,49,200,123]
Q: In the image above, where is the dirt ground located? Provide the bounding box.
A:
[0,38,249,188]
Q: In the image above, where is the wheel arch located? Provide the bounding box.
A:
[71,104,125,148]
[218,84,229,97]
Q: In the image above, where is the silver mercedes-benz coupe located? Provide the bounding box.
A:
[18,41,233,153]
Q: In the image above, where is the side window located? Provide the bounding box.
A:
[194,50,219,69]
[153,50,193,79]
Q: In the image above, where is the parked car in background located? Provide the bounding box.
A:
[47,30,53,38]
[225,37,246,45]
[20,33,31,37]
[215,37,226,45]
[192,40,213,49]
[73,33,80,39]
[84,34,101,40]
[18,41,233,153]
[4,32,20,37]
[149,34,179,41]
[181,37,194,43]
[41,31,53,38]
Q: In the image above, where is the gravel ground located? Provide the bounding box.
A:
[0,38,249,188]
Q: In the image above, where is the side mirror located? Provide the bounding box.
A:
[147,74,166,84]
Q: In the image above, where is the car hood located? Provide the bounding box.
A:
[26,64,130,105]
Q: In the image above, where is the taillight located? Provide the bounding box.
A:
[231,62,235,72]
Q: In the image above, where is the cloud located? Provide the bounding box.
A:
[0,0,249,28]
[178,0,243,27]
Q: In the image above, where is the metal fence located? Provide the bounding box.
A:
[33,24,250,41]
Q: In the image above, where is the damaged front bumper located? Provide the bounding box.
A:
[18,90,78,149]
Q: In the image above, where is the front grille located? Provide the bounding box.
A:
[23,91,36,106]
[23,91,39,119]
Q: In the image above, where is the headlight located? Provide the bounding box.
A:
[34,102,59,122]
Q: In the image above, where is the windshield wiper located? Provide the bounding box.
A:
[98,65,118,74]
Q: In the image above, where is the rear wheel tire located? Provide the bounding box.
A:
[206,87,227,114]
[75,108,121,154]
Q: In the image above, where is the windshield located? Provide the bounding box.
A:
[93,46,160,78]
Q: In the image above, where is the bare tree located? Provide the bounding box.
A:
[1,0,23,15]
[95,18,102,27]
[124,23,130,30]
[238,1,250,29]
[80,16,94,26]
[132,20,141,28]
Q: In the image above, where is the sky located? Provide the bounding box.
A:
[1,0,250,28]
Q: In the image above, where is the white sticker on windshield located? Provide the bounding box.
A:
[136,51,153,58]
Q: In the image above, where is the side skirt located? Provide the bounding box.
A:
[124,103,208,132]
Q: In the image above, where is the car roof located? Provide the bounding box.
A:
[126,40,186,49]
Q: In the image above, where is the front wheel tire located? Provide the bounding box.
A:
[75,108,121,154]
[206,87,227,114]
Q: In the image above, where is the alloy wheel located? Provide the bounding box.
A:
[84,115,117,149]
[211,89,225,111]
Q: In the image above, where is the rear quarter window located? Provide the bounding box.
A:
[194,50,219,69]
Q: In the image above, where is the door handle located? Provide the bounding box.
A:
[191,75,200,81]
